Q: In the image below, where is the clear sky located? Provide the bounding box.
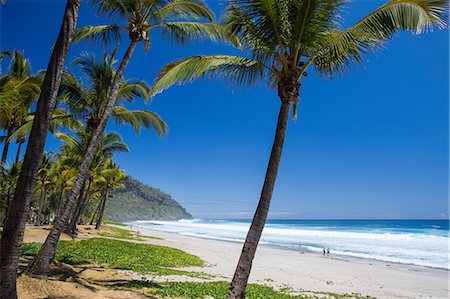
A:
[1,1,448,219]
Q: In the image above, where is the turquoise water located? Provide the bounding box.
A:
[133,219,449,269]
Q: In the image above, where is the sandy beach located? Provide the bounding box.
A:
[129,224,449,299]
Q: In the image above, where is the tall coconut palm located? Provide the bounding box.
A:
[26,0,225,278]
[149,1,447,297]
[0,1,81,296]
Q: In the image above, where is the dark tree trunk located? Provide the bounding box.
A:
[56,182,65,217]
[14,140,23,164]
[77,191,91,225]
[89,200,102,225]
[0,1,80,297]
[26,39,138,279]
[35,181,46,226]
[227,100,291,299]
[66,180,86,234]
[95,189,108,230]
[1,127,13,170]
[68,179,90,234]
[2,187,12,227]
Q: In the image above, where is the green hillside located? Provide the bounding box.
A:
[105,177,192,222]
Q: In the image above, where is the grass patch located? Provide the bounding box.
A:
[99,226,162,241]
[103,219,127,226]
[146,281,306,298]
[128,281,372,299]
[23,238,203,275]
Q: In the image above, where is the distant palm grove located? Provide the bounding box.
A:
[0,0,446,298]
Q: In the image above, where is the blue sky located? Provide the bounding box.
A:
[1,1,448,219]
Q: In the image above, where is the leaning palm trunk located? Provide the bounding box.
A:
[14,140,24,164]
[95,189,108,230]
[89,199,102,225]
[1,127,12,170]
[56,183,65,217]
[66,180,86,234]
[0,1,80,297]
[36,183,46,226]
[26,39,138,278]
[2,187,13,227]
[69,180,91,233]
[227,99,291,299]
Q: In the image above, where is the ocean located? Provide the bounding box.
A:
[131,219,449,270]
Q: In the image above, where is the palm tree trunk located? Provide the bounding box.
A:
[1,127,13,170]
[2,187,13,227]
[26,39,138,279]
[14,140,24,164]
[227,99,291,299]
[66,190,83,233]
[69,179,90,234]
[35,182,46,226]
[77,188,93,225]
[56,182,65,217]
[95,189,108,230]
[0,1,80,296]
[89,199,102,226]
[66,179,86,233]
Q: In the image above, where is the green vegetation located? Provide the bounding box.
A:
[24,238,202,275]
[114,280,372,299]
[98,226,162,241]
[149,281,297,298]
[21,237,373,298]
[103,219,127,226]
[106,177,192,221]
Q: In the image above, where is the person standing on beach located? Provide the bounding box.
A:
[326,248,330,255]
[323,248,326,256]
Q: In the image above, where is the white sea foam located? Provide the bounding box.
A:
[131,219,450,269]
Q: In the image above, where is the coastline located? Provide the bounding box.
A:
[128,224,449,299]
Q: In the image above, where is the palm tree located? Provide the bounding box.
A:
[26,0,222,278]
[52,153,77,217]
[0,50,41,170]
[63,51,166,135]
[58,51,164,235]
[54,129,130,233]
[94,160,126,229]
[0,161,21,226]
[149,1,447,297]
[4,107,81,166]
[34,152,55,226]
[0,1,81,296]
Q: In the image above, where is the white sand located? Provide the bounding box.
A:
[128,225,449,299]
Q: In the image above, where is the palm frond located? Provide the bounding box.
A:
[112,106,168,136]
[54,131,82,150]
[117,81,151,103]
[59,72,88,111]
[48,108,83,132]
[225,4,276,53]
[90,0,132,21]
[314,0,448,77]
[152,0,214,22]
[73,25,126,47]
[163,22,242,47]
[150,55,266,96]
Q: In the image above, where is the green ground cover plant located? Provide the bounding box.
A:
[98,226,162,241]
[23,238,202,275]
